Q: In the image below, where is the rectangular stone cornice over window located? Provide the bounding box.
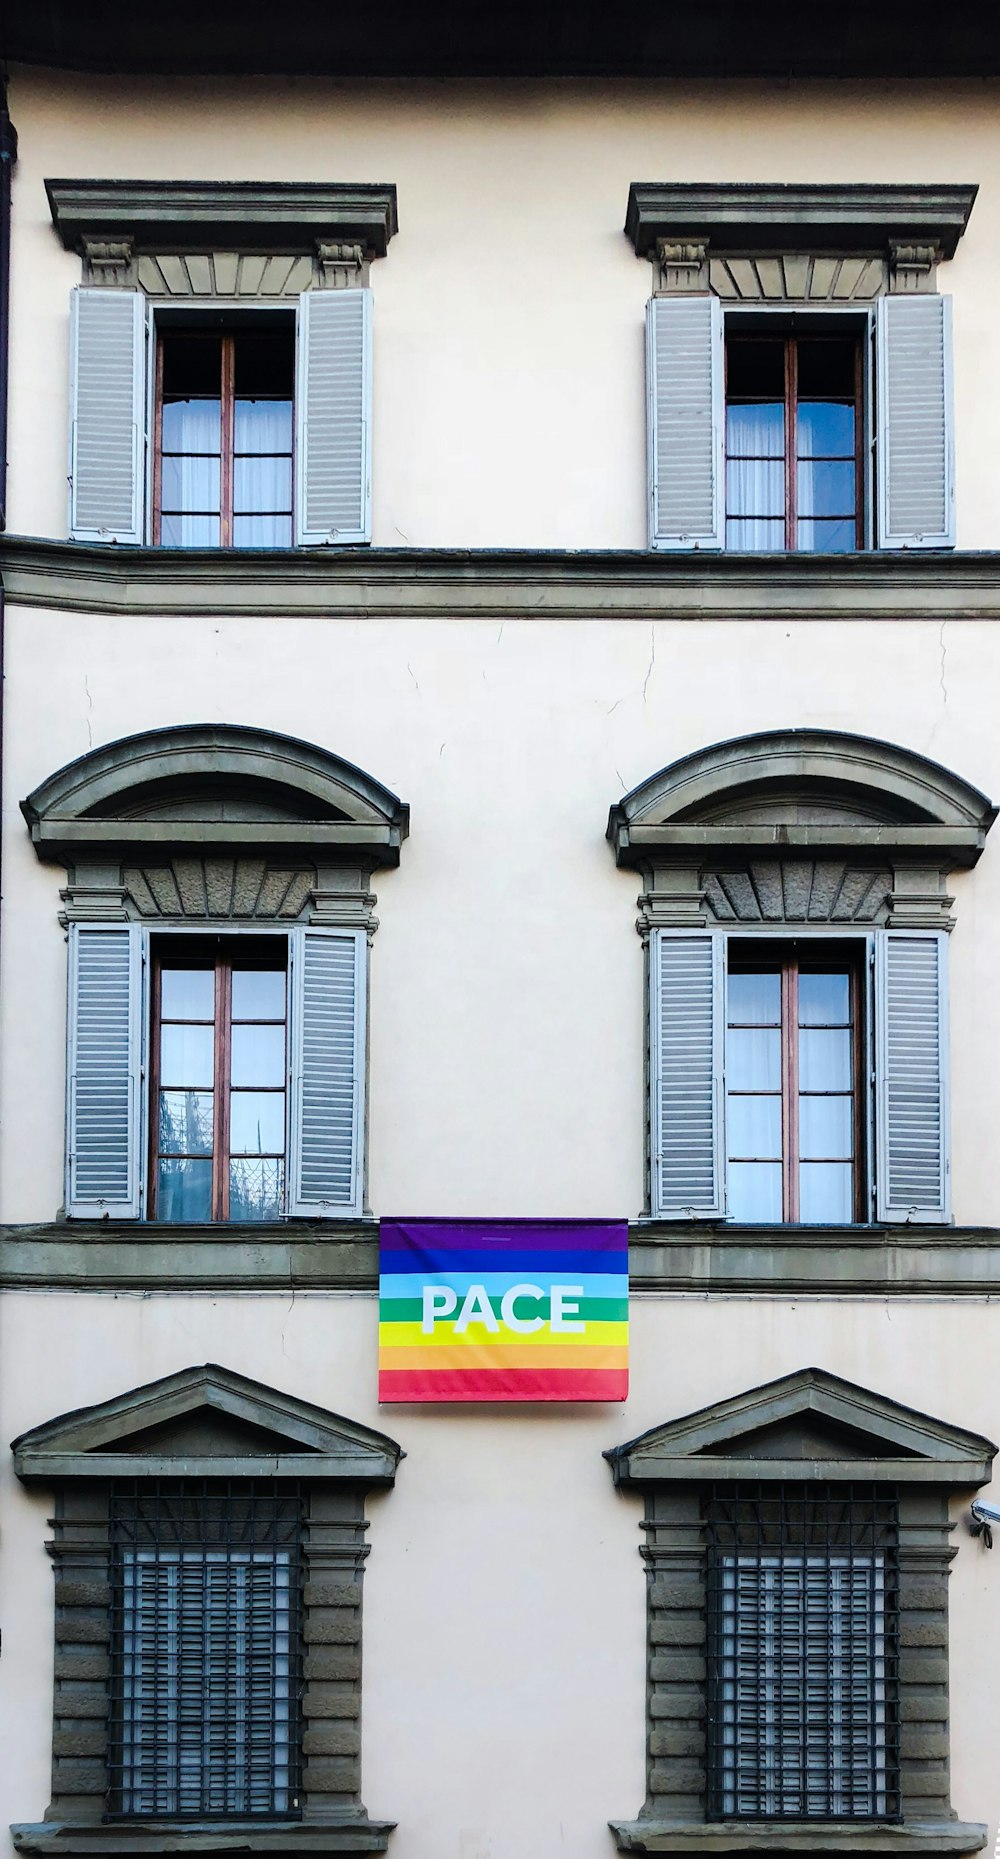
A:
[46,180,399,258]
[625,183,978,261]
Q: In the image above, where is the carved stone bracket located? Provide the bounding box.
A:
[316,241,369,288]
[889,240,942,294]
[80,236,135,286]
[654,238,709,293]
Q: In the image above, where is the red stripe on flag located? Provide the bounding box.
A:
[378,1366,628,1403]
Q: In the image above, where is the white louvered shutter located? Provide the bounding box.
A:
[646,295,724,550]
[650,930,726,1217]
[875,294,955,548]
[295,289,372,545]
[68,288,148,543]
[287,927,366,1216]
[66,923,145,1218]
[874,930,950,1222]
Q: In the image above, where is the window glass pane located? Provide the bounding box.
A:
[798,1028,852,1092]
[230,1091,285,1155]
[797,401,854,458]
[798,972,850,1025]
[162,334,221,398]
[799,1095,854,1160]
[160,456,221,514]
[728,972,781,1025]
[161,398,221,455]
[235,400,294,454]
[231,1023,285,1086]
[726,458,784,518]
[160,513,221,548]
[232,970,286,1020]
[157,1156,213,1222]
[158,1090,214,1157]
[726,341,785,399]
[797,459,855,519]
[797,517,856,553]
[160,1024,215,1089]
[726,518,784,551]
[234,456,293,514]
[796,339,856,399]
[230,1157,285,1222]
[233,331,294,399]
[161,969,215,1020]
[727,1027,781,1092]
[727,1095,782,1159]
[726,402,784,460]
[799,1161,854,1222]
[233,514,293,548]
[727,1161,783,1222]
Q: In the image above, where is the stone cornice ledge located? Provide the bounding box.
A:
[4,539,1000,622]
[45,179,399,257]
[7,1222,1000,1293]
[610,1822,987,1856]
[625,182,978,259]
[11,1819,394,1856]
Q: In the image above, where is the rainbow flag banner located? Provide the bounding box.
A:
[378,1219,628,1403]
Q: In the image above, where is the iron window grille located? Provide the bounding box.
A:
[109,1481,304,1820]
[704,1484,900,1822]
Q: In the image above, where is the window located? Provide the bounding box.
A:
[12,1364,403,1858]
[606,729,998,1228]
[111,1482,302,1819]
[725,334,861,552]
[705,1486,898,1821]
[150,941,289,1222]
[725,943,863,1223]
[67,921,365,1222]
[23,723,409,1225]
[645,293,955,551]
[155,327,295,548]
[650,927,950,1225]
[67,285,372,548]
[606,1366,996,1858]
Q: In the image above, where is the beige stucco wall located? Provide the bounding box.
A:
[5,69,1000,549]
[1,1289,999,1858]
[1,606,998,1225]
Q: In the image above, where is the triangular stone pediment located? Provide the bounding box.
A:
[607,1367,996,1489]
[12,1364,403,1486]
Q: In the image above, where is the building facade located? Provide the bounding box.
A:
[2,15,1000,1859]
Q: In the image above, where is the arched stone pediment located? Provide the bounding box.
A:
[608,729,995,866]
[23,723,409,861]
[609,729,995,930]
[22,724,409,925]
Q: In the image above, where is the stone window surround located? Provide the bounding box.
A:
[605,1366,996,1859]
[46,180,399,295]
[607,726,996,1223]
[10,1363,403,1859]
[624,183,978,299]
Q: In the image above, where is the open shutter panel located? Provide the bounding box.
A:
[295,288,372,545]
[875,930,950,1222]
[650,930,726,1217]
[875,294,955,548]
[66,923,145,1218]
[288,927,366,1216]
[646,294,724,550]
[69,287,147,543]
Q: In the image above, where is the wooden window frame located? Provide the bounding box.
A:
[727,941,866,1224]
[152,325,295,549]
[724,329,864,551]
[148,940,288,1224]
